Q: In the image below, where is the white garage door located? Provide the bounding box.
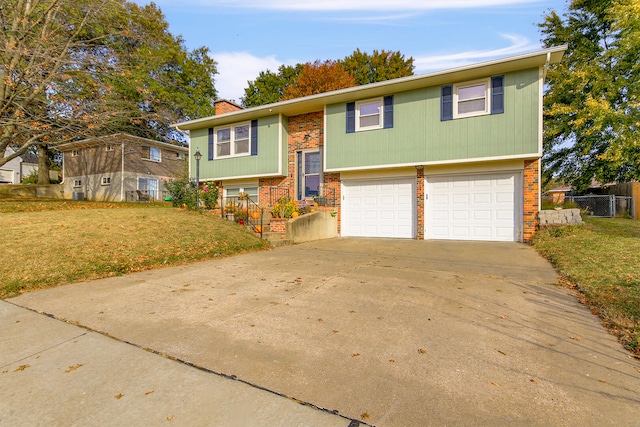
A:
[426,172,520,242]
[0,169,13,184]
[342,178,415,238]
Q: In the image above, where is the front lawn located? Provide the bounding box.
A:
[1,197,268,299]
[532,218,640,355]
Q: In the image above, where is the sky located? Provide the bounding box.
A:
[133,0,568,103]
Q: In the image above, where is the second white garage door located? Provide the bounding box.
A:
[426,172,521,242]
[342,178,415,238]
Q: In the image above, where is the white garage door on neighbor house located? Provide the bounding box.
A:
[426,172,521,242]
[341,178,415,239]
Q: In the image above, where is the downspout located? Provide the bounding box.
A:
[543,51,551,80]
[120,142,125,202]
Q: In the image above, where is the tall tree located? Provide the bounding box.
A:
[539,0,639,189]
[241,64,303,107]
[0,0,217,172]
[281,60,356,100]
[342,49,415,85]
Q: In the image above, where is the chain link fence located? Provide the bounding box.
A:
[567,195,635,218]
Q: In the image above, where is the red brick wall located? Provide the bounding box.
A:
[257,111,325,206]
[214,100,243,115]
[523,159,539,242]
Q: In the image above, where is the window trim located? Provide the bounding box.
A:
[105,145,115,152]
[73,179,82,187]
[214,121,252,159]
[355,97,384,132]
[142,146,162,162]
[453,78,491,119]
[71,150,79,158]
[101,177,111,185]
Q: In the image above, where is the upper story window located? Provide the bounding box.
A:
[346,95,394,133]
[441,75,504,121]
[105,145,115,152]
[356,98,383,131]
[176,152,185,159]
[71,150,79,157]
[102,177,111,185]
[454,79,489,118]
[142,146,161,162]
[215,122,250,158]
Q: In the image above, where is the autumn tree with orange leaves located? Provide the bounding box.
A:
[281,60,356,100]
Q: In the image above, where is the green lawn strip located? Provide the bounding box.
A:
[1,207,268,299]
[532,218,640,355]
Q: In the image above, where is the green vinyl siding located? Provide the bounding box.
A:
[190,114,283,180]
[325,68,540,170]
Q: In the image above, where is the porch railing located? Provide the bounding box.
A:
[126,190,167,202]
[221,195,264,239]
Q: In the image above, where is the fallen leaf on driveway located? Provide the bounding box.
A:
[570,336,581,341]
[166,415,175,421]
[65,364,83,373]
[500,315,509,319]
[332,330,339,334]
[389,359,395,363]
[491,382,499,387]
[115,393,123,399]
[530,379,537,384]
[352,353,360,357]
[418,348,426,354]
[361,413,371,420]
[14,365,29,372]
[498,350,507,355]
[145,390,155,395]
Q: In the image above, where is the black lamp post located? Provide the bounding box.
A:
[194,148,202,209]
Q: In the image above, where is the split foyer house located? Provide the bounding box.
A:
[175,46,567,242]
[58,134,188,201]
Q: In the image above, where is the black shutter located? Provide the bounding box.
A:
[208,128,214,160]
[383,95,394,129]
[441,85,453,121]
[346,102,355,133]
[250,120,258,156]
[491,76,504,114]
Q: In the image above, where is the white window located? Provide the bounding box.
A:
[73,179,82,187]
[356,98,383,131]
[71,150,79,157]
[102,177,111,185]
[454,79,490,118]
[138,177,159,198]
[176,152,185,159]
[215,122,251,158]
[142,146,161,162]
[224,186,258,200]
[105,145,115,152]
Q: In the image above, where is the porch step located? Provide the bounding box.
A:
[261,231,292,247]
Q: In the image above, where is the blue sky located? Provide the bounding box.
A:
[134,0,568,103]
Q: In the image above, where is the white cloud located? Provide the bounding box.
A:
[413,33,538,72]
[153,0,541,11]
[213,52,291,103]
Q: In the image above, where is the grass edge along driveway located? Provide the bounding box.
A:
[532,217,640,356]
[1,198,268,299]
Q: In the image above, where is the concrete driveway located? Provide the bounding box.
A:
[8,238,640,426]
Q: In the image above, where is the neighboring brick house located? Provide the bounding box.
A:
[175,46,567,242]
[58,134,187,201]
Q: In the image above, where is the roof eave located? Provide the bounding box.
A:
[173,45,568,131]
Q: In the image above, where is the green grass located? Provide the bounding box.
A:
[0,196,268,299]
[532,218,640,355]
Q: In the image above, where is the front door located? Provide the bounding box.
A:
[297,150,320,200]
